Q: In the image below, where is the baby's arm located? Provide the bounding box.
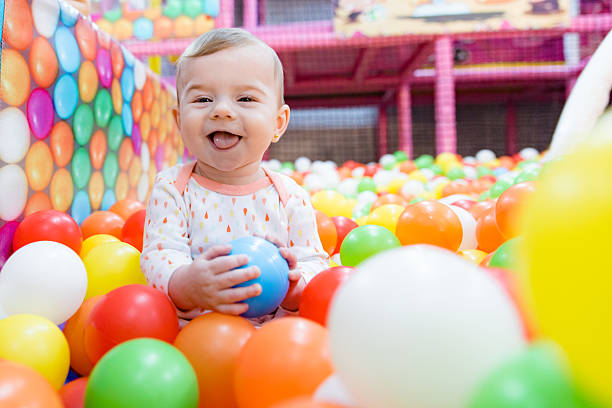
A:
[142,174,261,315]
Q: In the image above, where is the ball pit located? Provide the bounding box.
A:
[1,0,612,406]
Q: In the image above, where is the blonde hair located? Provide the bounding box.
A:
[176,28,285,105]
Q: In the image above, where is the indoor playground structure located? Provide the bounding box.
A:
[1,0,612,407]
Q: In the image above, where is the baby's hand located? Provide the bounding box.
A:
[254,233,297,269]
[281,271,306,311]
[168,245,262,315]
[254,233,304,311]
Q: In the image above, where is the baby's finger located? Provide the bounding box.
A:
[217,284,262,304]
[215,303,249,316]
[288,270,302,281]
[255,233,284,248]
[197,244,232,261]
[207,254,250,274]
[279,248,297,269]
[215,266,260,288]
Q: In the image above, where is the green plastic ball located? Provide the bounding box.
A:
[85,338,198,408]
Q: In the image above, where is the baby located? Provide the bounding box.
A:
[141,28,329,323]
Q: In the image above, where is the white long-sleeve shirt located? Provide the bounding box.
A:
[141,161,329,321]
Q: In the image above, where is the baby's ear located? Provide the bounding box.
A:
[275,104,291,139]
[172,106,181,130]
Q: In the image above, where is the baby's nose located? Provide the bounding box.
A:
[211,102,235,119]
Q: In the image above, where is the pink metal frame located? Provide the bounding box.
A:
[122,3,612,159]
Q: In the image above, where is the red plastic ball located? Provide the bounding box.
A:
[83,284,179,365]
[330,216,358,255]
[12,209,82,253]
[299,266,355,326]
[120,209,146,251]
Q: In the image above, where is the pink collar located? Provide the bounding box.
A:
[173,161,289,207]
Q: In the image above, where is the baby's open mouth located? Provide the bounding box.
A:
[207,131,242,150]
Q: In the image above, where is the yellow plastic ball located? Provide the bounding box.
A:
[387,178,406,195]
[458,249,487,264]
[419,191,436,201]
[435,152,457,166]
[433,180,451,199]
[0,314,69,389]
[408,170,428,183]
[83,241,146,299]
[520,143,612,406]
[80,234,120,260]
[311,190,351,218]
[355,215,369,226]
[367,204,405,233]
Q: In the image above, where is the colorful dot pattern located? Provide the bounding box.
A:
[0,0,187,226]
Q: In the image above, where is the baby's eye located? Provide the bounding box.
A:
[238,96,254,102]
[196,97,212,103]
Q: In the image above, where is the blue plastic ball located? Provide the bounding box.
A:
[133,18,154,41]
[229,236,290,318]
[54,74,79,119]
[71,190,92,225]
[54,26,80,74]
[122,103,133,136]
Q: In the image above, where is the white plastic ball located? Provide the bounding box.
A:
[0,241,88,324]
[294,157,311,173]
[328,245,525,408]
[519,147,539,161]
[351,167,366,178]
[476,149,496,163]
[400,180,425,198]
[265,159,281,171]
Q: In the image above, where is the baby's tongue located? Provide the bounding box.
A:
[212,132,240,149]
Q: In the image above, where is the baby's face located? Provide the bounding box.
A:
[175,45,289,174]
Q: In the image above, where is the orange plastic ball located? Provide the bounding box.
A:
[118,138,134,171]
[78,60,99,103]
[109,199,145,221]
[153,16,173,39]
[114,173,129,201]
[395,201,463,251]
[50,122,75,167]
[174,313,256,408]
[1,49,30,106]
[75,18,98,60]
[88,172,104,211]
[29,37,58,88]
[495,181,536,239]
[2,0,33,50]
[62,295,104,376]
[315,210,337,256]
[131,91,143,123]
[0,360,63,408]
[24,191,52,216]
[371,193,409,211]
[50,169,74,212]
[89,130,107,170]
[476,207,506,253]
[173,16,194,38]
[81,211,125,239]
[468,200,495,222]
[271,398,344,408]
[142,78,154,111]
[25,141,53,191]
[234,318,333,408]
[111,79,123,114]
